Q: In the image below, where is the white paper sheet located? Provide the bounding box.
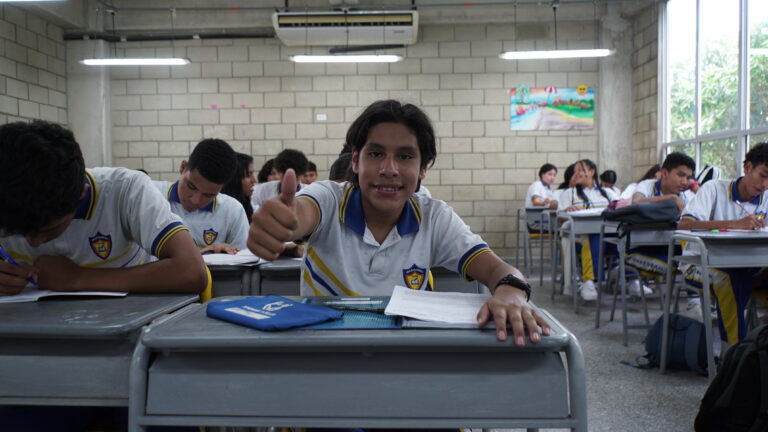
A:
[202,249,262,266]
[384,285,491,324]
[0,287,127,304]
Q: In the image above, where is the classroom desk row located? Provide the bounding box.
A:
[0,294,588,431]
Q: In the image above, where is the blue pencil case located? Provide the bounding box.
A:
[206,296,342,331]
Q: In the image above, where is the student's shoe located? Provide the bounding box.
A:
[578,280,598,301]
[681,299,704,322]
[628,279,653,297]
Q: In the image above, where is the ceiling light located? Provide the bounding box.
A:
[80,58,191,66]
[499,49,615,60]
[290,54,403,63]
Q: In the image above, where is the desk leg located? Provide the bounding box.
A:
[700,265,716,382]
[539,213,546,287]
[241,268,252,296]
[566,333,588,432]
[619,242,629,347]
[595,228,606,329]
[128,333,150,432]
[551,217,558,300]
[516,209,522,271]
[571,232,579,314]
[660,240,675,375]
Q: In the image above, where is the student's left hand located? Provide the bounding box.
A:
[477,285,551,346]
[34,255,82,291]
[200,243,240,255]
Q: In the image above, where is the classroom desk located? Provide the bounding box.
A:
[596,222,674,346]
[208,264,254,297]
[515,206,550,284]
[430,266,487,293]
[555,210,616,313]
[129,299,587,431]
[255,257,303,296]
[0,294,197,406]
[661,230,768,381]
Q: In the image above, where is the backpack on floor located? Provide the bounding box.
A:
[694,324,768,432]
[643,313,707,375]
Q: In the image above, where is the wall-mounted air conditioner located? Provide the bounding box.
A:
[272,10,418,46]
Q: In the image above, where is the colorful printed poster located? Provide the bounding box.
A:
[509,85,594,131]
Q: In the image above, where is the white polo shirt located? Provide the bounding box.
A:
[251,180,306,211]
[295,181,491,296]
[0,167,187,268]
[154,180,249,249]
[557,185,618,210]
[525,180,555,207]
[633,178,695,205]
[681,178,768,256]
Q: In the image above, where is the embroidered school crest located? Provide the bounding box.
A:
[203,228,219,245]
[89,232,112,260]
[402,264,426,290]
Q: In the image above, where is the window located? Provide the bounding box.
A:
[749,0,768,129]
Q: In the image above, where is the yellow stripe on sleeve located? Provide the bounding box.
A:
[154,225,189,257]
[460,247,492,281]
[307,246,359,296]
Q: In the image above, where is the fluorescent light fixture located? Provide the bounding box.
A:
[290,54,403,63]
[80,58,190,66]
[499,49,614,60]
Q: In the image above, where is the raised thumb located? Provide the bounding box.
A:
[280,168,298,206]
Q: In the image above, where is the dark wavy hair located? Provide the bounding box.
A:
[558,163,576,190]
[662,152,695,172]
[221,152,254,221]
[188,138,237,185]
[274,149,309,177]
[329,153,353,182]
[639,164,661,182]
[574,159,610,208]
[257,158,274,183]
[745,142,768,167]
[346,100,436,191]
[0,120,85,235]
[539,163,557,179]
[599,170,617,185]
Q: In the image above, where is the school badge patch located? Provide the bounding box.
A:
[402,264,426,290]
[89,232,112,260]
[203,228,219,245]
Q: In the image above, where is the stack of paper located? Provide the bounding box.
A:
[202,249,262,266]
[384,285,491,325]
[0,287,127,304]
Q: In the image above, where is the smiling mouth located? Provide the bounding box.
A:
[374,185,403,193]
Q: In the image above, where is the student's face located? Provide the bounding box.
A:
[241,163,256,198]
[267,168,280,182]
[178,163,223,212]
[660,165,694,194]
[25,212,76,247]
[573,163,595,186]
[302,170,318,184]
[540,169,557,186]
[351,122,426,219]
[742,161,768,197]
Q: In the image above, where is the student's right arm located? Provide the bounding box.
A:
[632,193,685,212]
[0,260,37,295]
[247,169,319,260]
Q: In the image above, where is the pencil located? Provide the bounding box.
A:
[0,246,38,286]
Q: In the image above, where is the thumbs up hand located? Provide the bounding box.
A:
[247,169,300,260]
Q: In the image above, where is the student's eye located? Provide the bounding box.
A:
[368,151,382,158]
[188,183,197,191]
[399,154,414,160]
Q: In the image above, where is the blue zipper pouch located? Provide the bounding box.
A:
[206,296,342,331]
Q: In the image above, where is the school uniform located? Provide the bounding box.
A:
[0,167,186,267]
[625,179,692,274]
[295,181,490,296]
[620,182,638,200]
[524,180,555,232]
[558,186,618,282]
[251,180,306,212]
[154,181,249,250]
[680,178,768,343]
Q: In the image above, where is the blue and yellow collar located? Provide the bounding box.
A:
[73,171,97,220]
[168,181,216,212]
[653,179,662,197]
[730,177,762,205]
[338,185,422,236]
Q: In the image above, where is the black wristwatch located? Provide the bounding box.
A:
[495,274,531,302]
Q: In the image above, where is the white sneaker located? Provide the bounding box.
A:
[578,280,598,301]
[628,279,653,297]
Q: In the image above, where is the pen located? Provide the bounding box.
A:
[0,246,38,286]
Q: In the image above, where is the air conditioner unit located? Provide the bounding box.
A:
[273,10,418,46]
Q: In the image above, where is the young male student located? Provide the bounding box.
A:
[302,161,319,184]
[0,120,206,295]
[678,143,768,345]
[154,139,249,254]
[624,152,696,297]
[248,100,550,345]
[251,148,310,210]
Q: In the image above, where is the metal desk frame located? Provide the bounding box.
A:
[515,206,550,285]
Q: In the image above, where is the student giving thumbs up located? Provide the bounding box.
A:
[247,169,302,260]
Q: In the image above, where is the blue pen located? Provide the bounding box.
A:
[0,246,38,286]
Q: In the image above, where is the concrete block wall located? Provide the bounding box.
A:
[108,23,603,257]
[631,4,659,181]
[0,5,66,125]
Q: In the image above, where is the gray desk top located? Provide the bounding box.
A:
[258,257,302,271]
[674,229,768,240]
[141,299,570,351]
[0,294,198,338]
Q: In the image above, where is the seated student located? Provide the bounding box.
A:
[0,121,207,294]
[302,161,319,184]
[251,148,310,210]
[329,153,353,182]
[690,164,723,193]
[623,152,696,297]
[248,99,550,346]
[257,158,278,184]
[599,170,621,196]
[678,145,768,347]
[620,165,661,200]
[222,152,257,222]
[558,159,619,301]
[526,163,558,210]
[154,139,249,255]
[553,163,576,205]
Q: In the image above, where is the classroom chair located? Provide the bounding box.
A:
[515,207,551,284]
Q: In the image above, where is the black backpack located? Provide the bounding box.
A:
[643,313,708,375]
[602,200,679,249]
[694,324,768,432]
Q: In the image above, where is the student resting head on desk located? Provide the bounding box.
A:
[153,139,250,255]
[677,143,768,346]
[0,120,207,296]
[248,99,550,345]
